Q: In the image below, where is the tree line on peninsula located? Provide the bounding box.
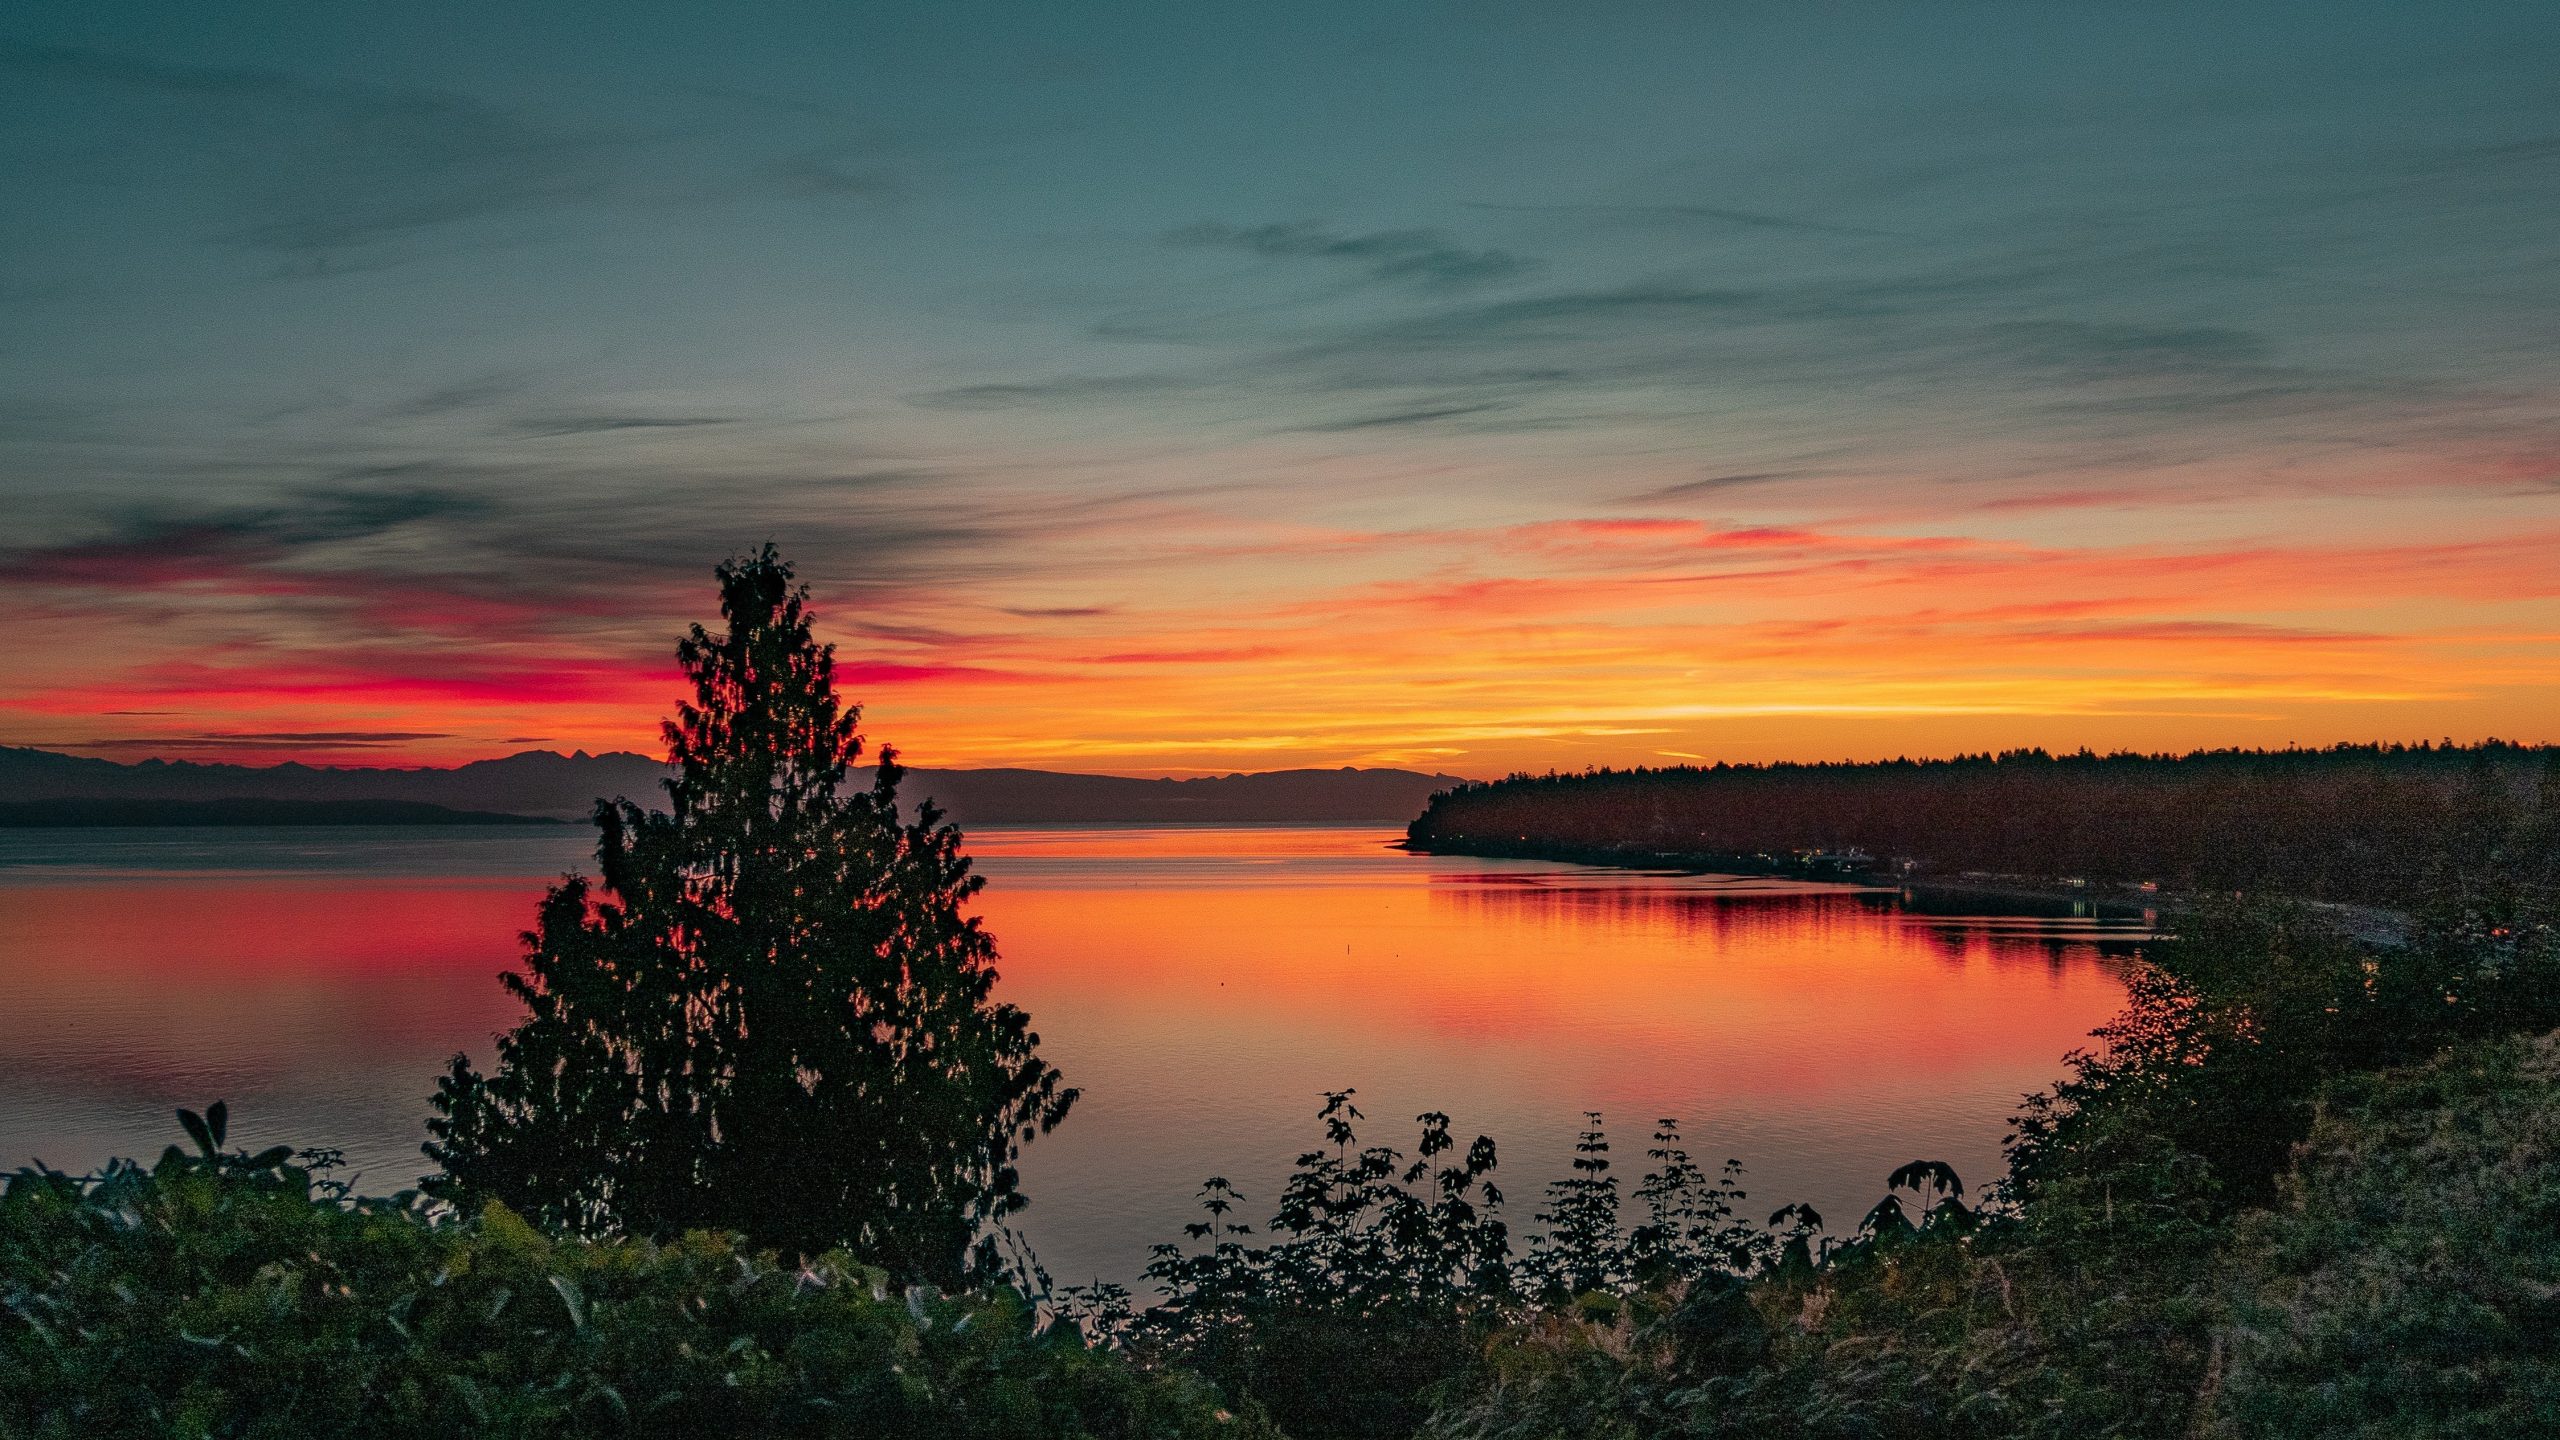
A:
[1407,741,2560,909]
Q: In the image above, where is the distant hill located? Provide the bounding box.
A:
[0,746,670,820]
[0,746,1466,826]
[0,797,568,828]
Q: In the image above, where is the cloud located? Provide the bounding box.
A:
[1293,401,1512,433]
[907,86,2560,477]
[57,730,455,752]
[1982,321,2273,377]
[0,427,1225,719]
[0,482,498,594]
[1166,221,1534,291]
[220,730,456,741]
[1073,258,2478,476]
[1284,283,1794,353]
[396,375,531,417]
[3,654,674,720]
[1082,646,1286,665]
[764,154,901,200]
[510,414,740,437]
[0,43,282,98]
[0,41,907,283]
[1463,200,1898,239]
[0,397,116,444]
[907,373,1194,410]
[2017,621,2380,647]
[0,42,617,270]
[836,661,1018,686]
[1617,473,1806,504]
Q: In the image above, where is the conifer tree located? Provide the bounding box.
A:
[426,546,1074,1285]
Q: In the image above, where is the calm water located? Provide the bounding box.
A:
[0,824,2141,1286]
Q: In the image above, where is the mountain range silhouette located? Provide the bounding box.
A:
[0,746,1467,826]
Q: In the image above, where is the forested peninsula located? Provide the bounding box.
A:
[1405,742,2560,911]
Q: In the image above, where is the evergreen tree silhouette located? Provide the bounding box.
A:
[425,546,1074,1285]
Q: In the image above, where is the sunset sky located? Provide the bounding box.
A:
[4,2,2556,775]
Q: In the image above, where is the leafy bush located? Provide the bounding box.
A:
[2217,1030,2560,1437]
[1072,1095,1514,1440]
[1427,1155,2210,1440]
[2010,892,2560,1225]
[1085,1097,1806,1440]
[1,1106,1263,1439]
[1424,886,2560,1440]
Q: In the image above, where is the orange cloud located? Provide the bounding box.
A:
[5,481,2556,772]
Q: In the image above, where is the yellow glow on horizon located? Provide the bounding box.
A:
[6,482,2556,775]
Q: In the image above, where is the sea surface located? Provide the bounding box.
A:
[0,823,2143,1287]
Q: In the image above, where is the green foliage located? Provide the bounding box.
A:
[1092,1101,1786,1440]
[2216,1030,2560,1438]
[1525,1116,1621,1297]
[1422,879,2560,1440]
[1,1112,1262,1439]
[1626,1122,1762,1287]
[427,548,1074,1286]
[1520,1118,1764,1301]
[1078,1094,1513,1440]
[2010,889,2560,1227]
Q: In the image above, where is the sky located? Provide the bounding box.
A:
[2,2,2556,776]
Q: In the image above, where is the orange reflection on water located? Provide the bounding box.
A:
[986,881,2109,1103]
[0,825,2135,1289]
[0,876,533,1158]
[968,828,2134,1286]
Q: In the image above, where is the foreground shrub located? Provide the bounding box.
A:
[1427,1190,2220,1440]
[2217,1029,2560,1437]
[1426,892,2560,1440]
[1073,1096,1516,1440]
[0,1108,1261,1439]
[1080,1094,1799,1440]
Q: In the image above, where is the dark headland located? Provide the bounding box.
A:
[1403,741,2559,924]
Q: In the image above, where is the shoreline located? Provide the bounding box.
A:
[1401,835,2413,945]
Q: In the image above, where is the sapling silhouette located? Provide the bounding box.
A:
[1528,1112,1623,1297]
[167,1101,296,1176]
[425,547,1074,1286]
[1885,1158,1973,1234]
[1768,1202,1827,1273]
[1857,1192,1916,1247]
[1628,1119,1757,1282]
